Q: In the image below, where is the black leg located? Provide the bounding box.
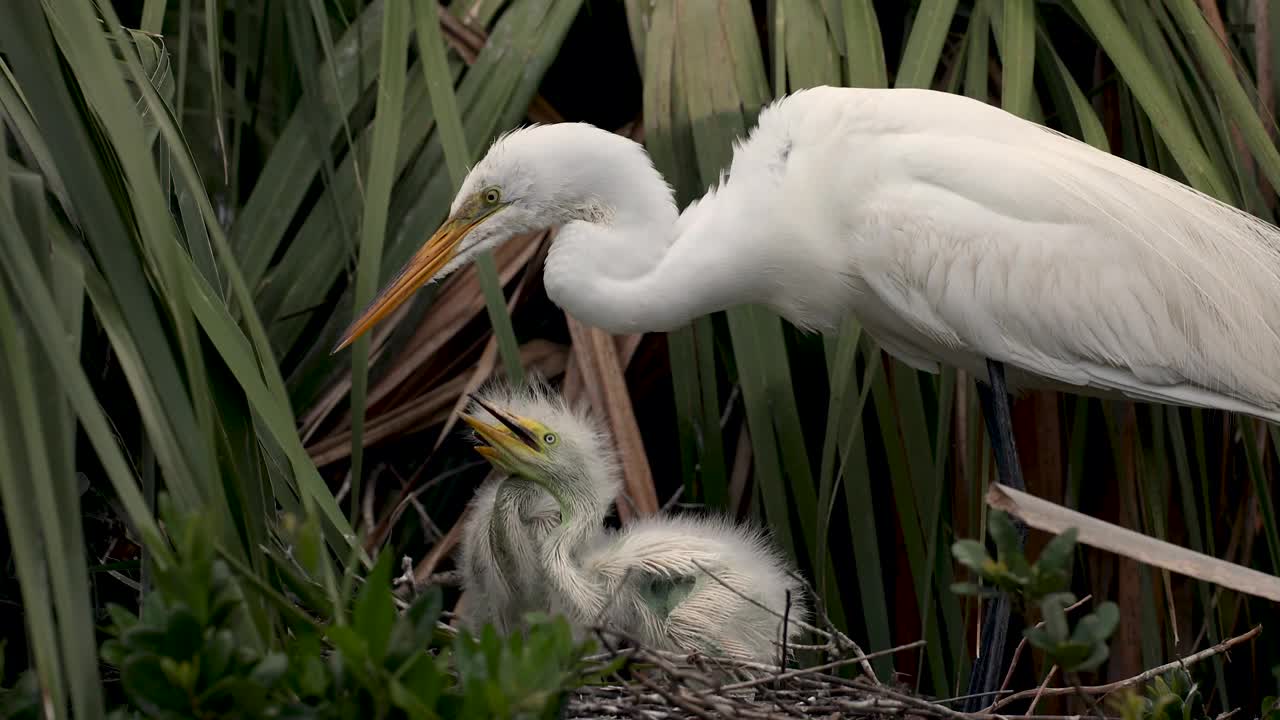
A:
[962,360,1028,712]
[976,360,1026,493]
[964,593,1013,710]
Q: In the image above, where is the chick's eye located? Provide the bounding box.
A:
[484,188,501,204]
[543,433,556,445]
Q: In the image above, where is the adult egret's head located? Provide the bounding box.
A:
[331,123,674,352]
[457,385,621,513]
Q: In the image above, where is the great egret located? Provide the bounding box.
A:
[337,85,1280,698]
[459,385,807,666]
[456,472,560,633]
[335,85,1280,483]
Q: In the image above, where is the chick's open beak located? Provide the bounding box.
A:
[460,395,540,464]
[330,214,481,354]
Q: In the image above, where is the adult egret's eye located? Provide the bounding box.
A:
[484,188,501,204]
[543,433,557,445]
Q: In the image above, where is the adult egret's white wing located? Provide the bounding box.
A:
[770,88,1280,421]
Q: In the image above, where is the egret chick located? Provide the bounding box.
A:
[460,385,807,666]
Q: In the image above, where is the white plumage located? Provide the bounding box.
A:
[457,383,808,666]
[573,513,808,664]
[337,85,1280,695]
[456,474,559,633]
[338,85,1280,424]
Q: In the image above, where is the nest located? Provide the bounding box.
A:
[411,563,1259,719]
[560,575,951,720]
[564,632,931,720]
[556,620,1260,720]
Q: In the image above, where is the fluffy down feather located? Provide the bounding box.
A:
[460,379,808,667]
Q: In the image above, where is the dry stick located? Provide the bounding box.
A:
[985,625,1261,711]
[398,470,440,542]
[784,568,875,671]
[394,556,424,595]
[854,681,976,720]
[623,666,721,720]
[996,716,1119,720]
[626,676,719,720]
[779,589,791,677]
[935,691,1014,707]
[595,628,730,719]
[987,483,1280,603]
[411,496,475,583]
[1026,665,1058,717]
[588,624,927,716]
[659,485,685,514]
[582,643,882,681]
[422,570,461,587]
[709,641,926,695]
[998,594,1093,696]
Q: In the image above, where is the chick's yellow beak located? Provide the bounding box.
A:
[330,214,480,353]
[459,396,541,466]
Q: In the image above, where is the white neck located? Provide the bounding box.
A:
[535,466,614,622]
[543,178,787,334]
[489,478,549,598]
[464,120,858,335]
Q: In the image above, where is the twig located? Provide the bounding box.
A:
[428,570,462,586]
[779,589,791,676]
[659,485,685,514]
[710,641,925,694]
[784,568,875,674]
[983,625,1261,712]
[854,680,975,720]
[1025,665,1058,717]
[934,690,1013,706]
[628,670,719,720]
[394,555,422,595]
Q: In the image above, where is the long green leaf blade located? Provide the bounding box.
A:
[414,0,523,383]
[347,0,411,525]
[1072,0,1231,199]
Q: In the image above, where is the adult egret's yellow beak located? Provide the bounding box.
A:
[331,214,482,353]
[459,396,541,465]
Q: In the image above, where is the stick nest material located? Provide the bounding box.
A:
[564,630,929,720]
[412,560,1257,719]
[552,604,1258,720]
[560,621,1258,720]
